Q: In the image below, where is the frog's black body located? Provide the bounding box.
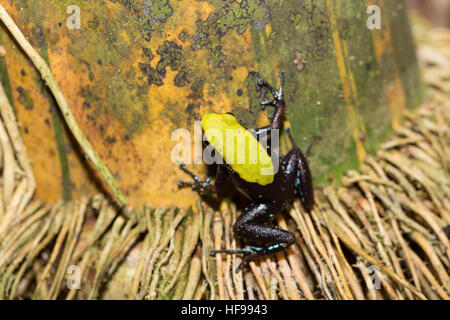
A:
[224,147,313,210]
[178,73,314,270]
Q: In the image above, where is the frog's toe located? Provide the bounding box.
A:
[260,100,276,110]
[177,180,194,188]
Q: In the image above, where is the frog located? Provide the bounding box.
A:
[178,72,314,270]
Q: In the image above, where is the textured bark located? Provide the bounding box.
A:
[0,0,422,207]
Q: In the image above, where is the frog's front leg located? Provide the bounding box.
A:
[253,73,287,155]
[213,202,295,271]
[258,72,286,130]
[178,164,226,196]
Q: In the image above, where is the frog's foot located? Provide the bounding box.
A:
[306,135,322,158]
[178,164,215,195]
[285,128,322,158]
[285,128,298,152]
[211,243,290,272]
[210,247,259,272]
[258,72,285,108]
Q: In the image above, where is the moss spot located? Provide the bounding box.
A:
[178,30,188,42]
[143,0,173,23]
[156,41,184,77]
[17,86,34,110]
[185,103,200,124]
[216,0,270,34]
[113,0,169,42]
[87,19,99,29]
[151,40,190,87]
[143,47,154,60]
[192,0,270,66]
[139,41,189,88]
[106,136,117,144]
[188,77,206,100]
[139,19,153,41]
[174,69,189,87]
[139,62,163,86]
[289,12,303,25]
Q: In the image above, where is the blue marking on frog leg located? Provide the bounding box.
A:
[249,243,288,254]
[295,170,301,188]
[295,170,307,204]
[248,245,264,252]
[267,243,285,252]
[261,100,277,110]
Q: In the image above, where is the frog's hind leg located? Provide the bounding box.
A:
[284,130,315,212]
[212,202,295,271]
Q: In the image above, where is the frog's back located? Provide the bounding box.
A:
[201,113,275,186]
